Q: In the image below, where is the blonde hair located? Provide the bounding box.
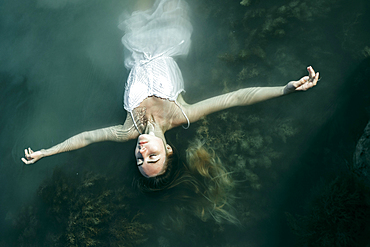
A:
[135,140,239,225]
[185,140,238,224]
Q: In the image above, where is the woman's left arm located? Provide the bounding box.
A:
[22,113,138,165]
[186,66,319,123]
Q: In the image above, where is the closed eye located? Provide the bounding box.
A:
[136,156,160,166]
[147,158,160,164]
[137,159,143,166]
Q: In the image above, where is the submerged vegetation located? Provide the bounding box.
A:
[286,174,370,246]
[2,0,370,246]
[188,0,370,242]
[11,169,152,247]
[191,110,299,225]
[195,112,298,186]
[190,0,368,97]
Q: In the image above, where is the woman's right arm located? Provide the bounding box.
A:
[22,114,138,165]
[185,66,319,123]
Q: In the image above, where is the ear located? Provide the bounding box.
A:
[166,144,173,155]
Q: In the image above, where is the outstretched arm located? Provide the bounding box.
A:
[186,66,319,123]
[22,114,139,164]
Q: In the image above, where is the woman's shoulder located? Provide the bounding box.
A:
[176,93,189,107]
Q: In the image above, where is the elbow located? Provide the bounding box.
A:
[232,89,245,107]
[81,131,94,145]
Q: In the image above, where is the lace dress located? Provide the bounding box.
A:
[118,0,193,113]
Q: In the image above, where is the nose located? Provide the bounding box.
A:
[139,146,146,153]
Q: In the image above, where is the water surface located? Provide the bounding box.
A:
[1,0,370,246]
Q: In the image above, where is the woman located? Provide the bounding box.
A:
[22,0,319,221]
[22,0,319,173]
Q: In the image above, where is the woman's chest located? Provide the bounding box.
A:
[131,96,183,131]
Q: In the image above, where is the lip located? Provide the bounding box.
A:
[139,141,147,145]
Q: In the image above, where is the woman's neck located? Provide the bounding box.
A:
[144,120,168,146]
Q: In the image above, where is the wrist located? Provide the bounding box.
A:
[40,149,47,157]
[283,82,296,95]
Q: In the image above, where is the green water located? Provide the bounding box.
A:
[1,0,370,246]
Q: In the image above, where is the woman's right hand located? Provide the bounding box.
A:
[284,66,320,94]
[21,148,44,165]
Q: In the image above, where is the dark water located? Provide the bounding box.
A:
[1,0,370,246]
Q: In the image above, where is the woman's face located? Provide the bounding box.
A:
[135,134,172,178]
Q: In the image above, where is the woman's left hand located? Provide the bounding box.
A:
[21,147,44,165]
[284,66,320,94]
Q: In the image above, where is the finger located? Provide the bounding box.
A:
[300,76,309,84]
[21,158,33,165]
[294,76,308,88]
[24,149,32,160]
[307,66,315,76]
[307,66,316,81]
[313,72,320,85]
[303,80,313,90]
[28,147,33,154]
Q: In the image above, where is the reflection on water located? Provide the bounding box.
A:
[1,0,370,246]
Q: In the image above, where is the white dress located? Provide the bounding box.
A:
[119,0,193,113]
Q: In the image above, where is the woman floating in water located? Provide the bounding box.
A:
[22,0,319,222]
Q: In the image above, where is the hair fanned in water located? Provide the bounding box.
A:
[135,139,239,226]
[185,140,238,224]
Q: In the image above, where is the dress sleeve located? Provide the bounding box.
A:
[41,114,138,157]
[185,86,285,123]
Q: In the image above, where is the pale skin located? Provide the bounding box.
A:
[22,66,320,178]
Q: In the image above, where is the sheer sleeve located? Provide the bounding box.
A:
[41,114,139,157]
[185,86,285,123]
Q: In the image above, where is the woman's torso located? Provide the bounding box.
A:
[121,0,193,133]
[131,95,189,133]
